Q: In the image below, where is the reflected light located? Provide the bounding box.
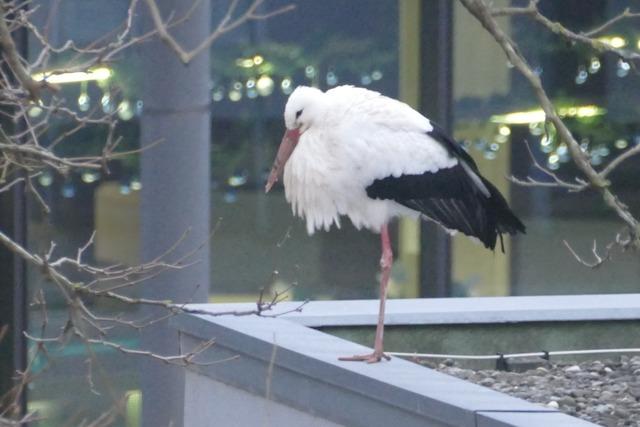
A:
[281,77,293,95]
[81,172,99,183]
[28,105,43,117]
[228,89,242,102]
[62,183,75,198]
[32,67,112,84]
[360,73,372,85]
[598,36,626,48]
[498,125,511,136]
[256,75,274,96]
[117,100,134,121]
[38,172,53,187]
[101,93,113,113]
[305,65,316,78]
[228,175,247,187]
[615,139,628,149]
[212,87,225,102]
[235,58,255,68]
[491,109,545,124]
[78,92,90,112]
[326,71,338,86]
[246,78,258,99]
[491,105,605,124]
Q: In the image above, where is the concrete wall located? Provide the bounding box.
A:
[171,296,615,426]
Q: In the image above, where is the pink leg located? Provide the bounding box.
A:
[339,224,393,363]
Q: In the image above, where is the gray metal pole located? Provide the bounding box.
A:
[139,0,211,425]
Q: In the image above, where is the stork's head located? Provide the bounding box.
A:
[283,86,325,131]
[265,86,328,192]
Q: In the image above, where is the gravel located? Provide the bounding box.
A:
[427,355,640,426]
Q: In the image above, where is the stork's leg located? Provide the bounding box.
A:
[339,224,392,363]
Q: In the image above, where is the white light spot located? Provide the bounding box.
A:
[256,75,274,96]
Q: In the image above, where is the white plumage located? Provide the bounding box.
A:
[280,86,458,234]
[266,85,525,363]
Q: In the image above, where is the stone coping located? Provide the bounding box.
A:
[188,293,640,327]
[172,300,601,426]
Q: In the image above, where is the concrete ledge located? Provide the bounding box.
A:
[184,293,640,327]
[172,306,599,427]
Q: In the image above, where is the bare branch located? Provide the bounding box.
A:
[600,144,640,179]
[0,2,47,100]
[459,0,640,249]
[144,0,295,64]
[0,0,300,421]
[0,172,39,193]
[490,2,537,17]
[584,7,640,37]
[488,0,640,63]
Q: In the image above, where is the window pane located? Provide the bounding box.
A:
[24,1,403,424]
[452,0,640,296]
[25,1,142,424]
[208,0,400,301]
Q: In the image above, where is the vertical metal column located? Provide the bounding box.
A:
[0,20,28,416]
[419,0,454,298]
[139,1,211,425]
[0,184,27,414]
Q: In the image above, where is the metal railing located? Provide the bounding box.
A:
[389,348,640,370]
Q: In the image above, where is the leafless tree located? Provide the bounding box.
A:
[0,0,295,424]
[460,0,640,268]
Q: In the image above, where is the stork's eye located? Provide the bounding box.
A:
[295,109,303,119]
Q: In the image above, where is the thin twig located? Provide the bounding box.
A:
[508,140,587,192]
[563,240,613,269]
[144,0,294,64]
[600,144,640,179]
[584,7,640,37]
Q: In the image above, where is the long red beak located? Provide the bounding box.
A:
[265,128,300,193]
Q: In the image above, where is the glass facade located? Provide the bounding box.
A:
[208,0,400,301]
[24,2,142,425]
[11,0,640,425]
[451,0,640,295]
[23,0,403,424]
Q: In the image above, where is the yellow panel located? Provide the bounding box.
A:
[452,124,511,296]
[453,1,511,101]
[95,182,140,265]
[451,1,514,296]
[393,0,422,299]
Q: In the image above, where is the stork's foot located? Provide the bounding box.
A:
[338,351,391,363]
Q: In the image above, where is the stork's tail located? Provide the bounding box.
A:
[482,177,526,252]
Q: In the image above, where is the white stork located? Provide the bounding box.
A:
[265,85,525,363]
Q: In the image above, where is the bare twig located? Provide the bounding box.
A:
[508,140,588,192]
[145,0,295,64]
[488,0,640,63]
[563,240,613,269]
[600,144,640,179]
[584,7,640,37]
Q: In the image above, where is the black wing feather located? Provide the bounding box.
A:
[366,125,525,251]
